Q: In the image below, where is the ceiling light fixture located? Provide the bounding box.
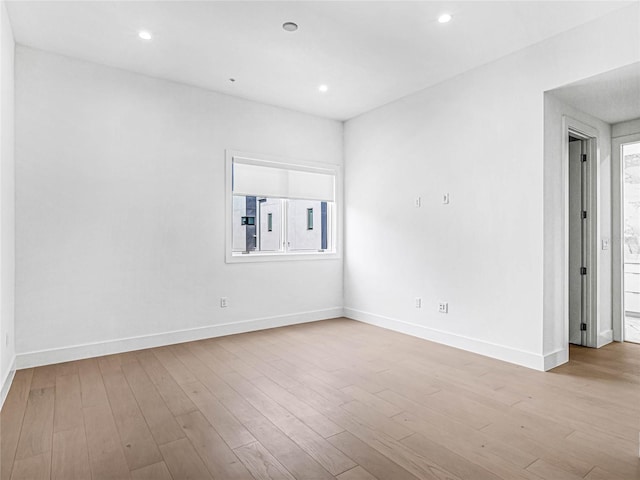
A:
[282,22,298,32]
[229,78,236,83]
[318,84,328,93]
[138,30,152,40]
[438,13,452,23]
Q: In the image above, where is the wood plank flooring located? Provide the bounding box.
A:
[1,318,639,479]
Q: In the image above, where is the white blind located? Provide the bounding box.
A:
[233,158,335,202]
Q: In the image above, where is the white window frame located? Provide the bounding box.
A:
[225,150,341,263]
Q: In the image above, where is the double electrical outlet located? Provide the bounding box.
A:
[414,193,449,208]
[415,297,448,313]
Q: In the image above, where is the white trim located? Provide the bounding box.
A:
[612,133,640,343]
[597,329,613,348]
[16,308,343,369]
[1,356,16,410]
[563,117,600,350]
[230,151,339,175]
[344,308,547,371]
[227,250,341,264]
[543,348,569,371]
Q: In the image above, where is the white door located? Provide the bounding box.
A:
[568,138,585,345]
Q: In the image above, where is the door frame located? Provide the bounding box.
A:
[563,116,599,348]
[612,132,640,342]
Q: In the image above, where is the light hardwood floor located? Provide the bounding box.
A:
[2,318,639,480]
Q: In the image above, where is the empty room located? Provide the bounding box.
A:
[1,1,639,479]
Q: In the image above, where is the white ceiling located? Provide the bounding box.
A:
[549,62,640,125]
[6,1,634,120]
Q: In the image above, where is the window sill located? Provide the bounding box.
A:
[225,251,340,264]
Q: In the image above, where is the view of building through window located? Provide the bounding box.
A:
[232,196,330,253]
[230,154,336,257]
[623,141,640,343]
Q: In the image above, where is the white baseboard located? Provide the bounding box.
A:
[1,356,16,410]
[597,329,613,348]
[344,308,547,371]
[16,307,344,369]
[543,348,569,371]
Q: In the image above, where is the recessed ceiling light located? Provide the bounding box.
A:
[438,13,452,23]
[138,30,152,40]
[318,84,328,93]
[282,22,298,32]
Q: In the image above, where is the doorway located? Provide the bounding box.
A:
[621,141,640,343]
[567,130,597,347]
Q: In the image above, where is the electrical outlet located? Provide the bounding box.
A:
[220,297,228,308]
[601,238,610,250]
[442,193,450,204]
[414,196,421,208]
[438,302,448,313]
[415,297,422,308]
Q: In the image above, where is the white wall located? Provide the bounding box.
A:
[613,118,640,138]
[0,0,15,405]
[344,4,639,370]
[232,196,249,252]
[15,46,343,367]
[259,199,282,252]
[288,200,323,251]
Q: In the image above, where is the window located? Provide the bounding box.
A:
[227,151,339,261]
[307,208,314,230]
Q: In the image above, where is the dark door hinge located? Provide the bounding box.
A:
[581,154,587,162]
[582,211,587,219]
[580,323,587,331]
[580,267,587,275]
